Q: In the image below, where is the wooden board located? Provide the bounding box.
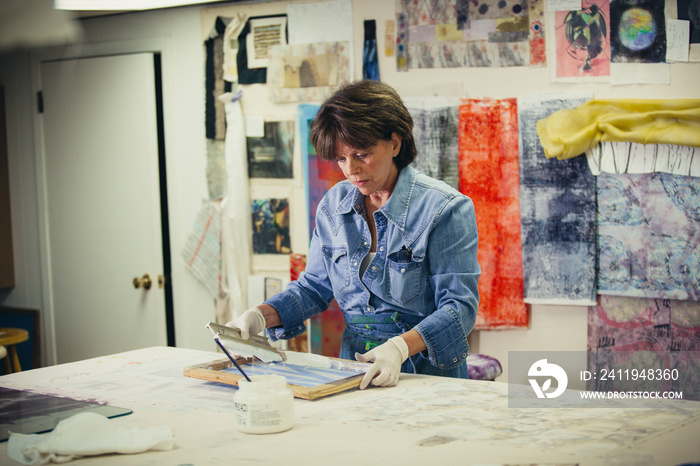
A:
[184,357,368,400]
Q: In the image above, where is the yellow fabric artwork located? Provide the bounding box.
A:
[536,99,700,160]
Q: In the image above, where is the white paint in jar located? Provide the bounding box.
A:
[233,375,294,434]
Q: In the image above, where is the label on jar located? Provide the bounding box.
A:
[234,401,282,428]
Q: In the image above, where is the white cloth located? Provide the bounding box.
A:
[219,92,251,324]
[8,412,174,465]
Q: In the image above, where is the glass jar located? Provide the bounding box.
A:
[233,375,294,434]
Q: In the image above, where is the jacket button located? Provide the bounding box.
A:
[439,364,444,368]
[462,353,467,358]
[400,268,406,273]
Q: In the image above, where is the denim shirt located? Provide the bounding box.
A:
[266,165,480,371]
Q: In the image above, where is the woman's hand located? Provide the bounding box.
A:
[355,336,409,389]
[225,307,266,339]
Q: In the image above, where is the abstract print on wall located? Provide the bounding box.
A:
[298,104,346,238]
[609,0,666,63]
[246,121,294,178]
[395,0,545,69]
[588,295,700,400]
[597,173,700,301]
[290,252,345,358]
[267,41,350,103]
[555,1,610,79]
[517,94,597,305]
[298,104,346,357]
[406,97,460,190]
[251,198,290,255]
[459,98,527,329]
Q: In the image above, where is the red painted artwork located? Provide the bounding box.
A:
[458,98,528,329]
[289,253,344,357]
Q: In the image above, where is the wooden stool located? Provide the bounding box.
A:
[0,328,29,374]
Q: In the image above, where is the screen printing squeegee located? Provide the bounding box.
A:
[206,321,285,363]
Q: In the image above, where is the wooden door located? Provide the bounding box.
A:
[39,53,171,364]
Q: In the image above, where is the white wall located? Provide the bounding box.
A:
[2,1,699,379]
[0,6,217,358]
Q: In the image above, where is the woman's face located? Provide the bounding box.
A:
[334,133,401,198]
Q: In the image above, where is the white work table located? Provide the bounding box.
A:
[1,346,699,465]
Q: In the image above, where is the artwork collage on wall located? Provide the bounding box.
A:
[195,1,700,362]
[395,0,546,70]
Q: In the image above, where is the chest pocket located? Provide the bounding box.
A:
[321,245,351,293]
[386,250,423,305]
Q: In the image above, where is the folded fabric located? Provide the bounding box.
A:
[8,412,174,465]
[537,99,700,160]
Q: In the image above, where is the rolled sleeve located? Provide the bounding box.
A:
[416,196,480,369]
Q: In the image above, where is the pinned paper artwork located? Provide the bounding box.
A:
[246,121,294,179]
[298,105,346,238]
[395,0,546,69]
[587,295,700,400]
[236,15,287,85]
[267,41,350,103]
[597,173,700,301]
[251,198,291,255]
[518,94,597,305]
[246,16,287,70]
[296,105,346,357]
[679,0,700,43]
[287,254,309,353]
[406,97,460,190]
[459,98,527,329]
[528,0,547,66]
[363,20,380,80]
[385,19,396,57]
[586,142,700,177]
[674,0,700,62]
[555,1,611,79]
[610,0,666,63]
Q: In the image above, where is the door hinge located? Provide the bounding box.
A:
[37,91,43,113]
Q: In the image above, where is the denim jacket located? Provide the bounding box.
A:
[266,165,480,371]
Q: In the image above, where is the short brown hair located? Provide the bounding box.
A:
[310,80,417,170]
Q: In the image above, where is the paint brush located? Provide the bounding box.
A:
[213,335,252,382]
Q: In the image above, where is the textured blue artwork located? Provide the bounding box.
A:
[597,173,700,300]
[517,94,597,305]
[363,20,380,80]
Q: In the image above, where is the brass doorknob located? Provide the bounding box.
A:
[133,274,152,290]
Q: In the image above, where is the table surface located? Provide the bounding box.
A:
[1,346,699,465]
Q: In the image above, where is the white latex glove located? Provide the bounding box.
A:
[355,336,409,390]
[225,307,266,340]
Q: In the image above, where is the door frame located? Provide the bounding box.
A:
[31,38,178,366]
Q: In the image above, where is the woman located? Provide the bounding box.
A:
[228,80,480,389]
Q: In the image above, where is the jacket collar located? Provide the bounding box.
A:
[334,165,416,233]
